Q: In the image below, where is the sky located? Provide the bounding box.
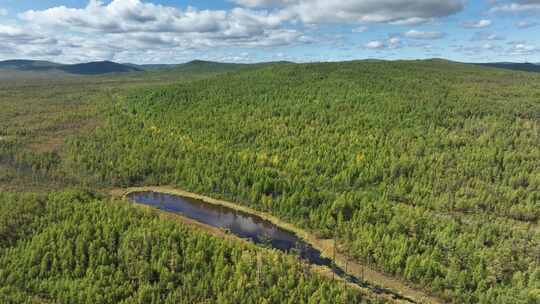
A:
[0,0,539,64]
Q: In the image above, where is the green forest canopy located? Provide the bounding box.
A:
[0,190,367,304]
[1,59,539,303]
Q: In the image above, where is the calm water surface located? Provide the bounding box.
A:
[127,191,332,266]
[127,191,414,302]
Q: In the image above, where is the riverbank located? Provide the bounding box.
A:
[111,186,442,304]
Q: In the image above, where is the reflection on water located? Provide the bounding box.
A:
[128,191,416,303]
[127,191,332,266]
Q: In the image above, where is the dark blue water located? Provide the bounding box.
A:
[127,191,415,302]
[127,191,332,266]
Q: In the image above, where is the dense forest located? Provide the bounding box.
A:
[59,60,540,303]
[0,65,232,192]
[1,59,539,303]
[0,190,368,303]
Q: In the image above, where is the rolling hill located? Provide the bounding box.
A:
[124,63,179,71]
[61,60,539,303]
[4,58,540,77]
[0,59,293,77]
[162,60,293,74]
[473,62,540,73]
[0,60,141,75]
[0,59,63,71]
[58,61,141,75]
[1,59,539,303]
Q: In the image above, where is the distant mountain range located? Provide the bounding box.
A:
[0,60,64,70]
[123,63,179,71]
[472,62,540,73]
[0,59,295,76]
[1,59,539,76]
[0,59,142,75]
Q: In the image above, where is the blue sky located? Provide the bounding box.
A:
[0,0,539,64]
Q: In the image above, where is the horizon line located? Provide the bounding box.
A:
[1,58,539,66]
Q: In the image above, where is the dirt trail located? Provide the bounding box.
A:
[111,186,444,304]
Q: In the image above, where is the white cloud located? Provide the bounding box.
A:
[0,24,48,43]
[389,37,401,46]
[490,1,540,13]
[389,17,432,26]
[22,0,464,37]
[404,29,445,39]
[511,43,537,54]
[0,0,317,63]
[0,0,518,63]
[365,40,385,49]
[20,1,288,36]
[363,36,402,50]
[461,19,492,28]
[234,0,464,25]
[13,0,309,63]
[11,0,460,63]
[0,8,7,16]
[388,37,404,49]
[0,24,63,59]
[232,0,295,8]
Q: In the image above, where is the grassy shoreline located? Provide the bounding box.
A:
[112,186,442,304]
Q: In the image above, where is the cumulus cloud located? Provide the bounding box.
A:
[232,0,464,25]
[0,0,511,63]
[20,1,288,36]
[0,24,64,59]
[12,0,310,62]
[510,43,537,54]
[0,25,50,44]
[365,40,385,49]
[461,19,492,28]
[490,0,540,13]
[404,29,445,39]
[232,0,295,8]
[388,36,402,48]
[289,0,463,24]
[363,36,402,50]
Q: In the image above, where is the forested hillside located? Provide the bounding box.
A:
[58,60,540,303]
[0,60,141,76]
[0,190,367,304]
[474,62,540,73]
[0,64,265,191]
[0,59,284,78]
[1,59,539,303]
